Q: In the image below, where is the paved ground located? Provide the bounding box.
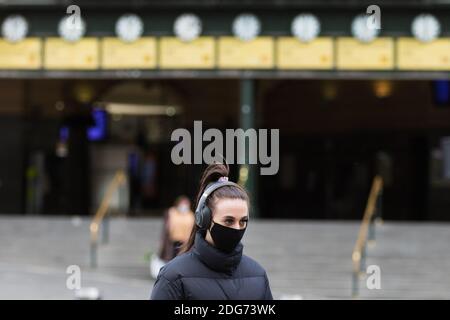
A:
[0,216,449,299]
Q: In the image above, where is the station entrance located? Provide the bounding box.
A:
[1,78,449,220]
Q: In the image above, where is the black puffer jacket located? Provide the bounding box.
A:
[150,231,273,300]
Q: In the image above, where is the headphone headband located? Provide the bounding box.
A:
[194,180,238,229]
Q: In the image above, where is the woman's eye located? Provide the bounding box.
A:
[225,219,234,225]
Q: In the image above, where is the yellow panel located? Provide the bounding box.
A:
[218,37,274,69]
[44,38,99,69]
[397,38,450,70]
[0,38,41,69]
[101,37,157,69]
[337,37,394,70]
[159,37,215,69]
[277,37,333,69]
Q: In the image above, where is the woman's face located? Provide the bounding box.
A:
[212,198,248,230]
[177,199,191,212]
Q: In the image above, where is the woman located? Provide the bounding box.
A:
[166,196,195,257]
[150,163,273,300]
[151,196,195,278]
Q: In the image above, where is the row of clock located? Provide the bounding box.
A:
[0,12,441,44]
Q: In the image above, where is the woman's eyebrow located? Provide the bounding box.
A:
[223,215,248,220]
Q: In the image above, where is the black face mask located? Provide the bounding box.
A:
[209,221,246,253]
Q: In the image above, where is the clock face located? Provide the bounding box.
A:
[291,14,320,42]
[174,13,202,42]
[351,14,379,43]
[1,15,28,43]
[412,14,440,43]
[116,14,144,43]
[58,15,86,42]
[232,14,261,42]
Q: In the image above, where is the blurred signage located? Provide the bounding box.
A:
[159,37,215,69]
[277,37,333,69]
[397,38,450,70]
[0,38,41,69]
[44,38,99,69]
[3,36,450,72]
[101,37,157,69]
[218,37,274,69]
[336,37,394,70]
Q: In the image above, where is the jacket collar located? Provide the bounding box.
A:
[193,231,243,275]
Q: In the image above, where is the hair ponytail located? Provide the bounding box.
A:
[180,162,249,254]
[195,162,230,205]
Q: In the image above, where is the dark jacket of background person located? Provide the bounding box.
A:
[150,231,273,300]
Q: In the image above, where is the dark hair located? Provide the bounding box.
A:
[180,162,249,253]
[174,195,190,207]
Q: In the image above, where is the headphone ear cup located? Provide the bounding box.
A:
[202,206,212,230]
[195,206,203,229]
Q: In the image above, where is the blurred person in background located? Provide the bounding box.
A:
[150,195,195,278]
[150,162,273,300]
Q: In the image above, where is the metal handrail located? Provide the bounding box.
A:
[351,175,383,298]
[89,170,127,268]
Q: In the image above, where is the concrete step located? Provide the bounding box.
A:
[0,216,449,299]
